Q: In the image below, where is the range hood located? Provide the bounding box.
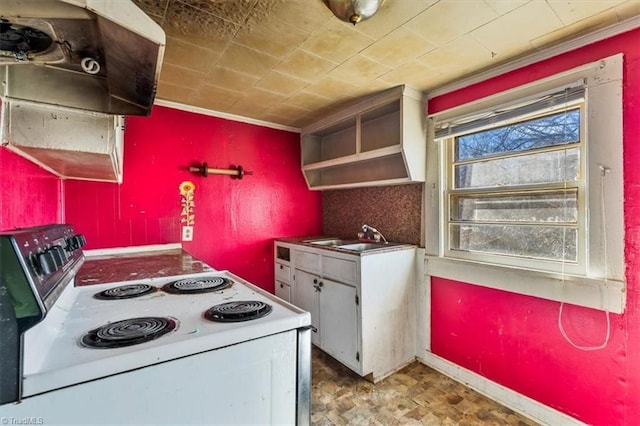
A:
[2,99,126,182]
[0,0,165,116]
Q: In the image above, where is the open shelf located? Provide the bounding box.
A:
[302,116,357,165]
[304,153,409,190]
[361,106,400,153]
[302,145,401,171]
[301,85,426,190]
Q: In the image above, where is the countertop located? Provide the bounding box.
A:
[275,236,417,255]
[75,248,214,286]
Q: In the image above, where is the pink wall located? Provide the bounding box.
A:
[428,29,640,425]
[0,147,61,230]
[64,106,322,292]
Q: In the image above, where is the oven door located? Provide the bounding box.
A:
[1,330,302,424]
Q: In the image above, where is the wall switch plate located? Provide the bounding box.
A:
[182,226,194,241]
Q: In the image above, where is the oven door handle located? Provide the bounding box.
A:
[296,326,312,426]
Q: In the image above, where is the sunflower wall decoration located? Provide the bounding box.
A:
[179,181,196,241]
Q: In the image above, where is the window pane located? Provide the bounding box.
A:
[453,191,577,223]
[455,147,579,189]
[450,224,577,261]
[456,108,580,161]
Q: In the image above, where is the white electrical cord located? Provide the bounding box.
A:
[557,164,611,351]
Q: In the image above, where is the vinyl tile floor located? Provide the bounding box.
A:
[311,348,540,426]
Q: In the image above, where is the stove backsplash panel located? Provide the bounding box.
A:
[323,184,422,246]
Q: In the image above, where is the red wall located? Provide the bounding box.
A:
[64,106,322,292]
[428,29,640,425]
[0,147,61,230]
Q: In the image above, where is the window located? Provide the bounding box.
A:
[444,101,586,275]
[425,54,625,313]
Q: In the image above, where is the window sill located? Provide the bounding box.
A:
[424,256,625,314]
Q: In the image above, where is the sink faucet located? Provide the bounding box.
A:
[360,224,388,243]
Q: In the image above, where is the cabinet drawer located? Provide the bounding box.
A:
[275,263,291,283]
[275,280,291,303]
[322,256,357,285]
[294,250,320,274]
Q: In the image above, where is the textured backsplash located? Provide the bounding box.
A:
[323,184,423,246]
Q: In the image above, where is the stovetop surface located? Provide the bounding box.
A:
[22,270,310,397]
[75,248,213,286]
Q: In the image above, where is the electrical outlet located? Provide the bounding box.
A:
[182,226,194,241]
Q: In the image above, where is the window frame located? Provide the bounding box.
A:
[442,101,588,276]
[424,54,626,314]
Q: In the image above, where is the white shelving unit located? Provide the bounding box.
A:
[301,85,427,190]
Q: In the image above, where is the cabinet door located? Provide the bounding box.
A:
[275,281,291,303]
[292,269,321,346]
[319,278,359,370]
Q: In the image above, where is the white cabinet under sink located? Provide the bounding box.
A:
[293,267,359,371]
[319,276,359,370]
[275,240,416,382]
[292,269,321,343]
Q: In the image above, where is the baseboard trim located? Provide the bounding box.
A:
[417,352,585,426]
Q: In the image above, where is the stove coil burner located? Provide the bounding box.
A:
[162,276,232,294]
[81,317,177,349]
[204,301,273,323]
[94,283,157,300]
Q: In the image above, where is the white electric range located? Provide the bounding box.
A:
[0,225,311,425]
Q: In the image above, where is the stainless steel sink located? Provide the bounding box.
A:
[337,242,388,251]
[306,239,346,246]
[304,239,406,252]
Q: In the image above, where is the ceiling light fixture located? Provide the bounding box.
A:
[324,0,384,25]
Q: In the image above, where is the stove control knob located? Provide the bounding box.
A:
[67,237,77,250]
[50,245,67,266]
[66,235,84,251]
[29,252,44,276]
[38,251,58,275]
